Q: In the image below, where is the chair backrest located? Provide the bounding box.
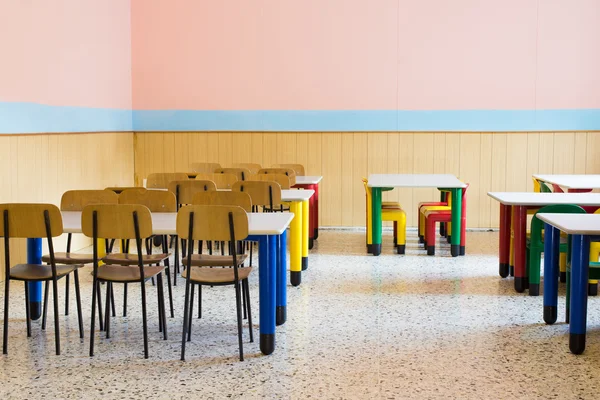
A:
[232,181,282,209]
[532,178,541,193]
[119,188,177,212]
[540,181,552,193]
[273,164,305,176]
[60,190,118,211]
[168,180,217,206]
[193,191,252,212]
[176,205,248,241]
[194,173,238,189]
[0,203,63,239]
[232,163,262,174]
[530,204,587,247]
[258,168,296,185]
[215,168,251,181]
[247,173,291,189]
[82,204,153,240]
[146,173,190,189]
[551,184,564,193]
[190,162,221,174]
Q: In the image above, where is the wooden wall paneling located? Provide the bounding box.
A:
[217,133,233,167]
[367,133,389,226]
[162,132,176,172]
[478,134,493,228]
[459,134,481,227]
[552,132,575,174]
[295,133,308,174]
[586,132,600,174]
[444,134,461,177]
[187,132,207,170]
[505,133,528,192]
[352,133,368,226]
[386,133,400,206]
[231,133,254,164]
[537,132,554,174]
[262,133,278,169]
[171,133,189,172]
[573,132,587,174]
[321,133,342,226]
[340,133,354,226]
[133,133,144,185]
[489,134,507,227]
[250,133,264,166]
[431,133,448,228]
[277,133,297,165]
[398,133,415,226]
[205,133,220,163]
[306,133,323,225]
[412,133,435,228]
[525,133,540,191]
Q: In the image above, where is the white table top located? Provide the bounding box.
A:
[281,189,314,201]
[487,192,600,206]
[533,174,600,190]
[367,174,466,188]
[62,211,293,236]
[537,213,600,235]
[295,176,323,185]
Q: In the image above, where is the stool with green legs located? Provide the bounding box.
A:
[526,204,586,296]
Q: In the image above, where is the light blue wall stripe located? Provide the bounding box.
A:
[2,102,599,133]
[0,102,132,133]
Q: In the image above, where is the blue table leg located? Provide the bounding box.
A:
[27,238,43,320]
[276,230,287,326]
[254,235,276,355]
[543,223,560,324]
[570,234,590,354]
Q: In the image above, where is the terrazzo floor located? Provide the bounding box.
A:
[2,229,600,399]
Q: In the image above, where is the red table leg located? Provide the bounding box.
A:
[499,204,511,278]
[293,183,318,249]
[513,205,528,293]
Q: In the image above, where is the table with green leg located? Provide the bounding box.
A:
[368,174,466,257]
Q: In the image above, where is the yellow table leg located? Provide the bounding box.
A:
[290,200,302,286]
[302,199,309,271]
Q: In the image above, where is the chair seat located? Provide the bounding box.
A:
[182,266,252,284]
[424,209,451,219]
[10,263,79,281]
[103,253,170,266]
[96,264,165,283]
[182,253,248,267]
[382,201,401,209]
[42,252,94,265]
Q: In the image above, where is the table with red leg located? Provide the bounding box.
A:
[293,176,322,250]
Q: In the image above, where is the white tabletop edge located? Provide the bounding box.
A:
[295,176,323,184]
[367,174,466,188]
[532,174,600,189]
[537,213,600,235]
[487,192,600,206]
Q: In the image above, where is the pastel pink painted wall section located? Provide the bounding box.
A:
[131,0,600,112]
[0,0,132,109]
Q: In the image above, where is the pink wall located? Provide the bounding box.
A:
[0,0,131,110]
[131,0,600,111]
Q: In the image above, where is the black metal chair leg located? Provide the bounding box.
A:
[65,274,70,315]
[97,281,104,332]
[242,277,247,320]
[42,280,49,330]
[110,282,116,317]
[157,276,163,334]
[105,282,111,339]
[24,282,31,338]
[197,285,202,319]
[157,273,167,340]
[235,282,244,361]
[73,270,84,339]
[123,283,128,317]
[181,276,192,361]
[140,280,149,359]
[2,278,9,354]
[52,277,61,355]
[188,284,194,341]
[244,279,254,343]
[90,277,97,357]
[162,236,174,318]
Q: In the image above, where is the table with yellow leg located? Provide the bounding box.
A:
[282,190,314,287]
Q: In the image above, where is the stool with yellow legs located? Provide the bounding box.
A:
[362,178,406,254]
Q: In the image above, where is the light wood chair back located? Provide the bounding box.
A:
[193,191,252,212]
[82,204,153,240]
[168,180,217,205]
[215,168,251,181]
[232,163,262,174]
[60,190,118,211]
[119,188,177,212]
[273,164,305,176]
[247,173,291,189]
[177,205,248,241]
[0,204,63,238]
[232,181,282,208]
[258,168,296,185]
[105,186,142,194]
[194,173,238,189]
[190,162,221,174]
[146,173,189,189]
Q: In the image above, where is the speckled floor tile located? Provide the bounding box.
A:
[2,229,600,399]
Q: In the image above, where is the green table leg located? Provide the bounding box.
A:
[450,188,462,257]
[371,187,382,256]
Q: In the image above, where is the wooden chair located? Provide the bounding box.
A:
[168,180,217,208]
[177,205,253,361]
[232,181,282,213]
[82,204,167,359]
[146,173,189,189]
[215,168,251,182]
[273,164,305,176]
[232,163,262,174]
[194,173,238,190]
[105,187,143,194]
[258,168,296,186]
[247,173,291,189]
[190,162,221,174]
[41,190,117,326]
[116,188,176,317]
[1,203,83,355]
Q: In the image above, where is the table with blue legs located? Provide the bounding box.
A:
[54,211,293,355]
[538,212,600,354]
[368,174,466,257]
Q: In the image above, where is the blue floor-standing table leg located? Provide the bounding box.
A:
[254,235,276,355]
[27,238,43,320]
[543,224,560,324]
[276,230,287,326]
[570,234,590,354]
